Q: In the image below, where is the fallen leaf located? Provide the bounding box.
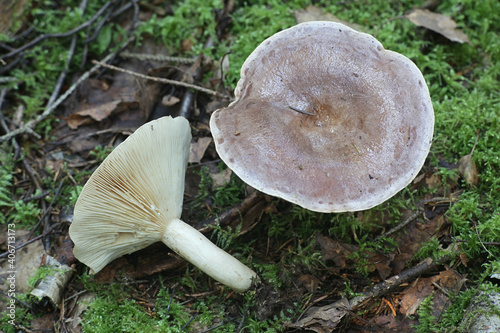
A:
[189,137,212,164]
[407,9,470,44]
[298,274,321,293]
[210,53,230,88]
[400,278,434,315]
[457,154,479,187]
[210,168,232,189]
[161,95,180,106]
[285,298,350,332]
[316,234,352,269]
[67,100,122,129]
[400,269,465,316]
[65,292,96,333]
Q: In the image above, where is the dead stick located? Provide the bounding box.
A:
[0,37,135,143]
[349,249,454,309]
[1,1,112,60]
[91,59,232,100]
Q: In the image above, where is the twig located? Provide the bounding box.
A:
[120,51,198,64]
[91,59,232,100]
[0,36,135,143]
[0,91,43,187]
[453,239,500,246]
[22,190,51,202]
[96,0,139,77]
[46,28,78,109]
[349,246,455,310]
[83,5,113,44]
[374,209,422,241]
[29,179,65,239]
[0,1,113,60]
[181,312,198,330]
[0,235,43,259]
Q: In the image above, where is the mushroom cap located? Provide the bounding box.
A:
[210,21,434,213]
[69,116,191,273]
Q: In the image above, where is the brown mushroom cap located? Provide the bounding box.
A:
[210,21,434,213]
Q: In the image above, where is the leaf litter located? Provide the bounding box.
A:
[0,1,490,332]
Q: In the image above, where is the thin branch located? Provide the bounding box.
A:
[120,51,198,64]
[0,36,135,143]
[0,235,43,259]
[91,59,232,100]
[1,1,113,60]
[374,209,423,241]
[349,248,455,310]
[46,31,78,108]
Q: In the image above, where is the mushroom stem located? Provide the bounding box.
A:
[162,219,257,293]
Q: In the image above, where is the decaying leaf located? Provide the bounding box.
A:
[189,137,212,164]
[407,9,470,43]
[458,133,479,187]
[210,168,232,189]
[285,298,350,333]
[66,100,122,129]
[458,154,479,187]
[400,269,465,316]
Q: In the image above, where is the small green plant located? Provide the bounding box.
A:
[79,273,242,332]
[0,293,33,333]
[88,145,114,162]
[0,147,15,223]
[414,292,437,333]
[8,200,42,228]
[258,262,288,290]
[190,164,246,218]
[413,237,441,262]
[342,281,364,299]
[27,265,70,289]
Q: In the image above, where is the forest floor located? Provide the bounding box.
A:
[1,1,499,332]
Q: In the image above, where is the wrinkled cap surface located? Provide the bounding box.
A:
[210,21,434,213]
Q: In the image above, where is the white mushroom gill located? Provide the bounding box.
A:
[69,116,257,292]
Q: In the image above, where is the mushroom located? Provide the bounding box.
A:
[69,116,257,292]
[210,21,434,213]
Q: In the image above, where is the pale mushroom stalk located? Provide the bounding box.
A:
[69,116,257,293]
[162,219,255,291]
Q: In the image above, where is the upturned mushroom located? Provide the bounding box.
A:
[69,116,257,292]
[210,21,434,213]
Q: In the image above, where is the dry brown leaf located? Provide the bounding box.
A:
[400,269,465,316]
[458,154,479,187]
[0,229,44,295]
[316,234,353,269]
[407,9,470,44]
[189,137,212,164]
[298,274,321,293]
[67,100,122,129]
[400,278,434,315]
[285,298,350,333]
